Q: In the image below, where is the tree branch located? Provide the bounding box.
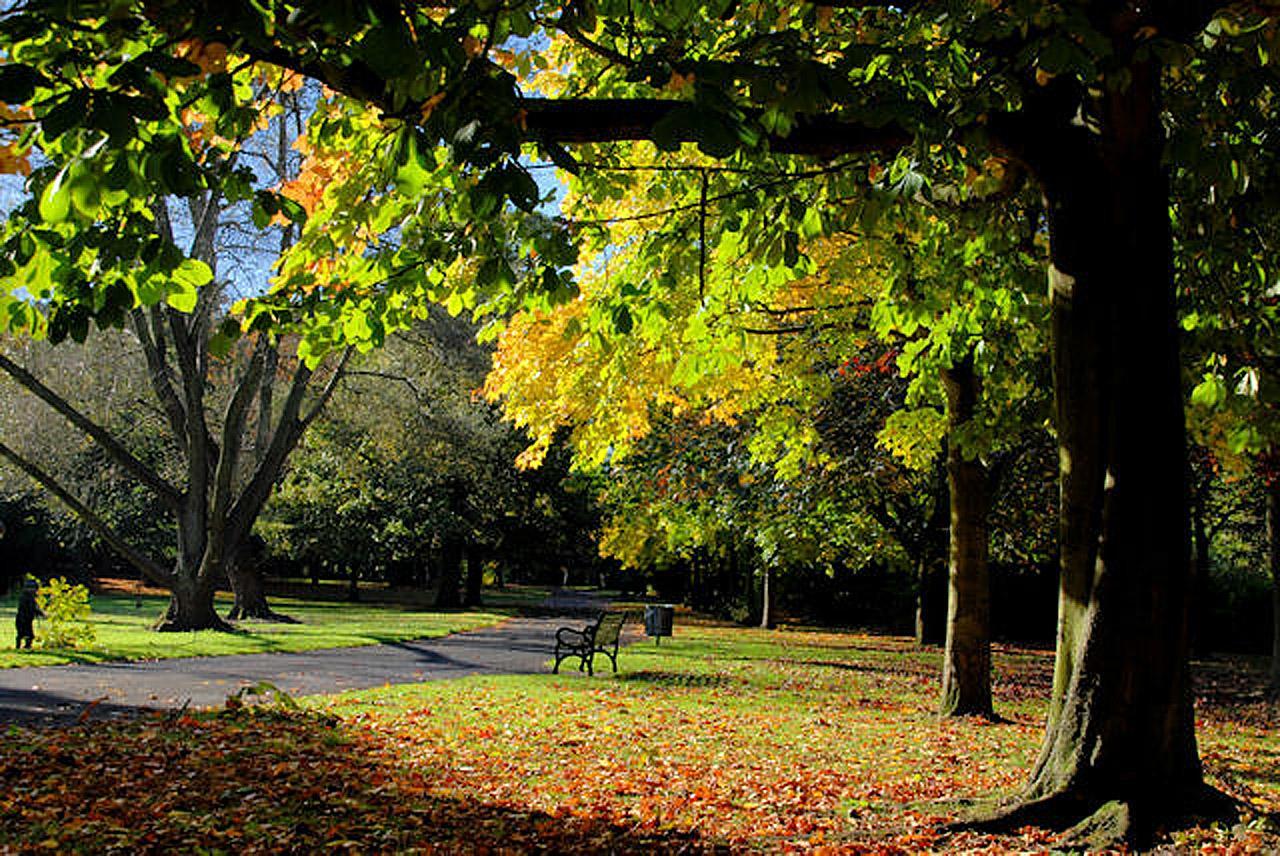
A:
[0,351,182,509]
[0,439,175,588]
[130,306,189,454]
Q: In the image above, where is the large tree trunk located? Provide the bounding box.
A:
[155,572,228,632]
[966,63,1229,847]
[939,355,993,718]
[434,540,463,608]
[1267,475,1280,697]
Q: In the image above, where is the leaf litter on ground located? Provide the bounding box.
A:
[0,618,1276,853]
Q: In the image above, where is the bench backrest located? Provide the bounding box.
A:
[594,612,625,647]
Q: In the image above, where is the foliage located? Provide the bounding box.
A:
[33,576,95,650]
[0,621,1275,852]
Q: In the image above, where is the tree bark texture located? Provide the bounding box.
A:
[939,355,993,718]
[981,62,1216,844]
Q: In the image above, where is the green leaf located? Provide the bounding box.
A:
[38,166,72,223]
[173,259,214,289]
[166,281,198,313]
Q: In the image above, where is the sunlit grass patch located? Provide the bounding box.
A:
[0,590,511,668]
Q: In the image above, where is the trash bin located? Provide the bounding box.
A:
[644,604,675,644]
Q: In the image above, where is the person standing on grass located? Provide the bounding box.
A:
[16,579,41,649]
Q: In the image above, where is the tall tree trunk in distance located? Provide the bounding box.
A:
[227,559,299,623]
[435,540,463,608]
[914,558,946,645]
[939,354,993,718]
[760,565,776,629]
[914,556,931,646]
[463,544,484,607]
[964,61,1231,847]
[1189,480,1212,657]
[1267,474,1280,698]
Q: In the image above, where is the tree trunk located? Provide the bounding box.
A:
[966,63,1228,847]
[914,557,944,646]
[463,544,484,607]
[155,574,229,632]
[1189,482,1212,657]
[434,540,463,608]
[1267,475,1280,697]
[760,565,775,629]
[939,355,993,718]
[226,559,298,623]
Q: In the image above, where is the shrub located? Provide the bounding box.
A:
[35,577,96,650]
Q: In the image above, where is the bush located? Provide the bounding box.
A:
[35,577,96,650]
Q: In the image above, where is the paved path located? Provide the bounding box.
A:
[0,590,615,727]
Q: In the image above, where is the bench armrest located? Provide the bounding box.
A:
[556,626,592,645]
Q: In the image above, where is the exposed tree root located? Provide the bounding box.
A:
[944,784,1241,850]
[226,604,300,624]
[938,707,1008,723]
[153,615,237,633]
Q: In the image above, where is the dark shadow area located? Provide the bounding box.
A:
[615,670,745,689]
[0,686,160,726]
[0,708,726,853]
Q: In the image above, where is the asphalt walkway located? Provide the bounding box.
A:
[0,589,615,726]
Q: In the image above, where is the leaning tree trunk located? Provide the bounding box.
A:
[939,355,993,718]
[434,540,463,608]
[1267,474,1280,697]
[970,62,1228,847]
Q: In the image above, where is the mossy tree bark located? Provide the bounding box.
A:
[939,354,993,718]
[964,59,1230,847]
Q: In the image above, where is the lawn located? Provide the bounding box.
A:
[1,617,1275,852]
[0,588,527,668]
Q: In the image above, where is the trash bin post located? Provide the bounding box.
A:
[643,604,675,645]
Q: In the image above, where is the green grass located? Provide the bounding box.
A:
[0,589,520,668]
[1,618,1276,852]
[304,619,1280,851]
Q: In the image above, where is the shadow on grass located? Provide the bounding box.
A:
[0,708,722,853]
[615,670,746,690]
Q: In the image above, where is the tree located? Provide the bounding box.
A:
[0,69,349,630]
[5,0,1277,843]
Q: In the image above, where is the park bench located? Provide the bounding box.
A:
[552,611,625,676]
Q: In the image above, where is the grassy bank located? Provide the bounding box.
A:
[0,587,540,668]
